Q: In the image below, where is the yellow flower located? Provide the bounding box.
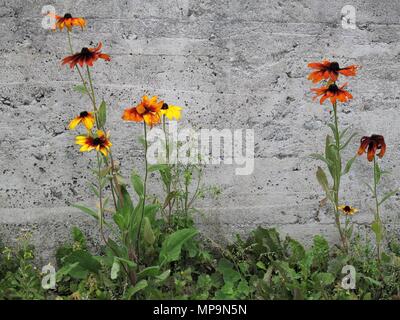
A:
[68,111,95,130]
[75,130,112,156]
[338,205,359,216]
[160,103,182,121]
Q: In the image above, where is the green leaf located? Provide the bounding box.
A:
[374,161,382,185]
[310,153,330,166]
[313,272,334,286]
[73,84,88,94]
[111,259,120,280]
[98,100,107,128]
[125,280,148,299]
[143,217,155,245]
[316,167,332,201]
[131,172,144,198]
[340,132,358,150]
[159,228,198,265]
[371,219,384,243]
[155,270,171,284]
[137,266,160,280]
[72,204,99,221]
[339,126,350,139]
[217,258,241,284]
[379,189,399,206]
[64,250,101,274]
[342,155,357,176]
[148,164,169,173]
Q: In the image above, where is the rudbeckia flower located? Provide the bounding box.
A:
[307,60,358,83]
[62,42,111,68]
[75,130,112,156]
[311,83,353,105]
[160,103,182,121]
[54,13,86,31]
[357,135,386,162]
[338,205,359,216]
[68,111,95,130]
[122,95,163,126]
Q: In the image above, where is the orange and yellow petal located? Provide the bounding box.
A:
[122,107,144,122]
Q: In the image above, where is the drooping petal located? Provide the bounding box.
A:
[68,117,82,130]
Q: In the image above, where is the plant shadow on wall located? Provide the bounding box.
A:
[1,13,400,300]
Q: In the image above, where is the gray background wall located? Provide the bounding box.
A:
[1,0,400,262]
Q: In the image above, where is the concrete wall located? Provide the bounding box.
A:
[1,0,400,262]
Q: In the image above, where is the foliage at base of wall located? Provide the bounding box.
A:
[1,225,400,300]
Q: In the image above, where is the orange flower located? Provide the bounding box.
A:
[54,13,86,31]
[62,42,110,68]
[307,60,358,83]
[122,95,163,126]
[357,135,386,162]
[311,83,353,105]
[75,130,112,156]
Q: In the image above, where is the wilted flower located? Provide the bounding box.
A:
[357,135,386,162]
[338,205,359,216]
[68,111,95,130]
[307,60,358,83]
[122,95,163,126]
[311,83,353,105]
[160,103,182,121]
[62,42,110,68]
[75,130,112,156]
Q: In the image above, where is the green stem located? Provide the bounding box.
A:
[373,156,382,263]
[136,122,148,261]
[162,116,172,225]
[332,102,346,250]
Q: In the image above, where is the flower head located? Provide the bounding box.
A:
[357,134,386,162]
[75,130,112,156]
[122,95,163,126]
[338,205,359,216]
[308,60,358,83]
[68,111,95,130]
[160,103,182,121]
[311,83,353,105]
[53,13,86,31]
[62,42,110,68]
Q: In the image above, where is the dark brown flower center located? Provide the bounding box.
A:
[330,62,340,71]
[80,47,91,56]
[92,138,103,146]
[64,13,72,19]
[328,84,339,92]
[80,111,89,117]
[161,103,169,110]
[344,206,351,212]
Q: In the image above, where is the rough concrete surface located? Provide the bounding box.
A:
[1,0,400,262]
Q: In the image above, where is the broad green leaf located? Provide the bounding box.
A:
[56,262,79,281]
[131,172,144,198]
[159,228,198,265]
[137,266,160,280]
[98,100,107,128]
[125,280,148,299]
[143,217,155,245]
[64,250,101,274]
[217,258,241,284]
[313,272,334,286]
